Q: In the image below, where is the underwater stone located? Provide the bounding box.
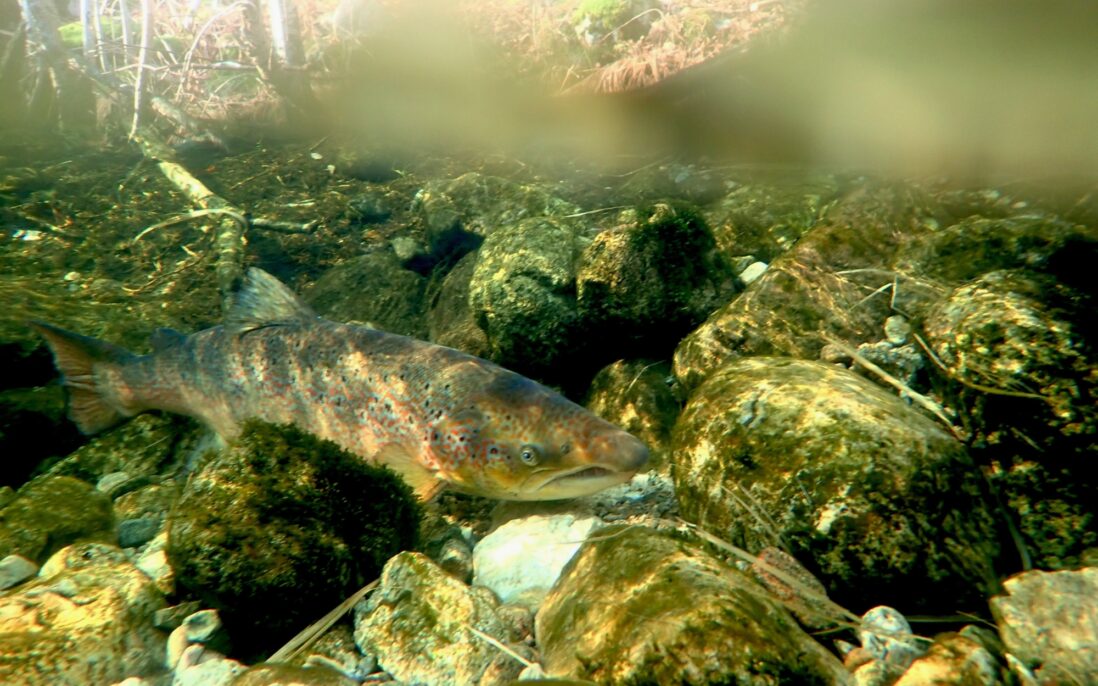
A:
[991,567,1098,683]
[671,356,1001,613]
[0,542,166,685]
[0,474,114,563]
[353,551,521,686]
[892,632,1001,686]
[472,513,603,611]
[738,260,768,284]
[118,516,160,548]
[584,359,680,470]
[167,421,421,659]
[535,525,849,685]
[468,216,582,378]
[575,202,736,356]
[426,250,490,358]
[0,553,37,589]
[231,662,358,686]
[306,252,428,338]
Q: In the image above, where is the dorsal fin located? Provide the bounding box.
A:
[226,268,317,334]
[149,327,187,352]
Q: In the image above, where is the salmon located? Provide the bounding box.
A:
[30,269,648,500]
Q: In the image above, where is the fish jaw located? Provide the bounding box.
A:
[523,430,650,500]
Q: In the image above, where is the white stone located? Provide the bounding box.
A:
[136,533,174,594]
[171,645,244,686]
[739,260,769,285]
[0,554,38,590]
[473,514,603,610]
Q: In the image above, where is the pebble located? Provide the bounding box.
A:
[155,601,204,631]
[883,315,912,345]
[136,533,174,594]
[473,514,603,610]
[97,471,133,497]
[739,260,769,285]
[0,554,38,590]
[118,517,160,548]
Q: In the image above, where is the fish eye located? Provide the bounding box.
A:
[519,444,540,466]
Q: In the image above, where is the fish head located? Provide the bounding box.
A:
[433,375,649,500]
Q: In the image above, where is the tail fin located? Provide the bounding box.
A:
[28,321,137,434]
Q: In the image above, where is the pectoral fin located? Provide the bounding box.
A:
[375,443,446,501]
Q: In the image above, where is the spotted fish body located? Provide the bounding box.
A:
[31,269,648,500]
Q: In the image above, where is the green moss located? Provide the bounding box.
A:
[168,421,421,660]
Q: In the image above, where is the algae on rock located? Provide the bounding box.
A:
[671,357,1001,613]
[536,525,850,685]
[167,421,421,659]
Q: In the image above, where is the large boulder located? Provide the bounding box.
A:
[584,359,681,470]
[924,269,1097,568]
[306,251,428,338]
[671,356,1001,612]
[536,525,850,685]
[674,183,941,392]
[167,421,421,658]
[425,251,489,357]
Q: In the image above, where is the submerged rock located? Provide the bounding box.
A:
[705,174,841,262]
[990,567,1098,684]
[0,474,113,563]
[426,250,490,357]
[671,357,1000,612]
[167,421,421,658]
[924,269,1097,568]
[584,359,681,470]
[415,173,577,266]
[307,251,428,338]
[231,662,357,686]
[0,542,165,685]
[472,513,603,611]
[576,202,736,356]
[468,216,582,377]
[892,632,1002,686]
[674,182,941,392]
[535,525,850,685]
[353,551,523,686]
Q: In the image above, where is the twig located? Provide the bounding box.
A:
[268,580,378,664]
[912,333,1047,401]
[133,208,248,243]
[821,333,966,440]
[465,626,534,668]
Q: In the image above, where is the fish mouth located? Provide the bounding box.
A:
[526,464,633,499]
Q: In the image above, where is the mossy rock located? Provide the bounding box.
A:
[167,421,421,659]
[40,413,198,485]
[671,357,1002,613]
[468,216,583,379]
[576,202,736,356]
[0,475,114,563]
[673,183,942,392]
[0,542,166,686]
[536,525,849,685]
[415,173,578,266]
[894,214,1098,291]
[924,269,1097,456]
